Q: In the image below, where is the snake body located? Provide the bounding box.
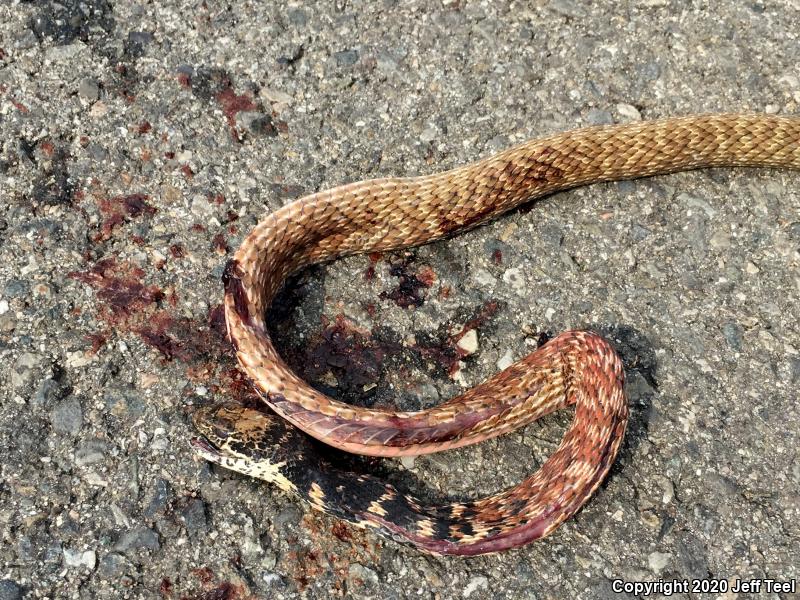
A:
[193,114,800,555]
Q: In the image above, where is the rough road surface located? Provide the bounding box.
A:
[1,1,799,599]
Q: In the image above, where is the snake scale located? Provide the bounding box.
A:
[192,114,800,555]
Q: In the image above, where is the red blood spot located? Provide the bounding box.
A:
[87,332,107,354]
[365,252,382,280]
[331,521,353,542]
[215,87,257,142]
[158,577,172,597]
[417,265,436,287]
[211,233,229,254]
[96,193,156,240]
[379,257,434,308]
[191,567,214,585]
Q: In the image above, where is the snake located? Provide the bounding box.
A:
[192,114,800,556]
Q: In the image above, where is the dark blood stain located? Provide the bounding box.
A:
[379,256,435,308]
[180,566,250,600]
[181,581,241,600]
[191,567,214,586]
[159,577,172,597]
[208,304,227,337]
[331,521,353,542]
[216,86,256,141]
[96,193,156,240]
[39,140,55,157]
[305,315,389,397]
[273,298,503,405]
[70,254,268,413]
[416,300,502,375]
[176,66,280,141]
[284,548,322,592]
[212,233,229,254]
[87,332,108,353]
[69,258,164,318]
[364,252,382,280]
[69,258,252,403]
[221,259,249,324]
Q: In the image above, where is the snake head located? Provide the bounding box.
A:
[191,403,301,491]
[191,403,306,461]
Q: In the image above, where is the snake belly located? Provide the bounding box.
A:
[193,114,800,555]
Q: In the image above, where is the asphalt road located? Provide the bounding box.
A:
[1,1,799,598]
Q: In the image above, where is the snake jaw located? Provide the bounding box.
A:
[191,436,223,464]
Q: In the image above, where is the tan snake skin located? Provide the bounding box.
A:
[209,114,800,554]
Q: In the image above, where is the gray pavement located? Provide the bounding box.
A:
[1,1,799,598]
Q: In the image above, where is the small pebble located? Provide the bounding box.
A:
[74,439,109,466]
[50,397,84,435]
[333,49,359,66]
[456,329,479,355]
[648,551,671,574]
[63,548,97,570]
[617,103,642,121]
[463,575,489,598]
[180,498,208,536]
[113,526,160,553]
[0,580,22,600]
[496,349,514,370]
[78,78,100,101]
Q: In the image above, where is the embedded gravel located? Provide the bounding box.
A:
[1,1,799,599]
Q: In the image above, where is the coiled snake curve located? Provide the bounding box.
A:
[192,114,800,556]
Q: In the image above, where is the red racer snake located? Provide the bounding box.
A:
[192,114,800,555]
